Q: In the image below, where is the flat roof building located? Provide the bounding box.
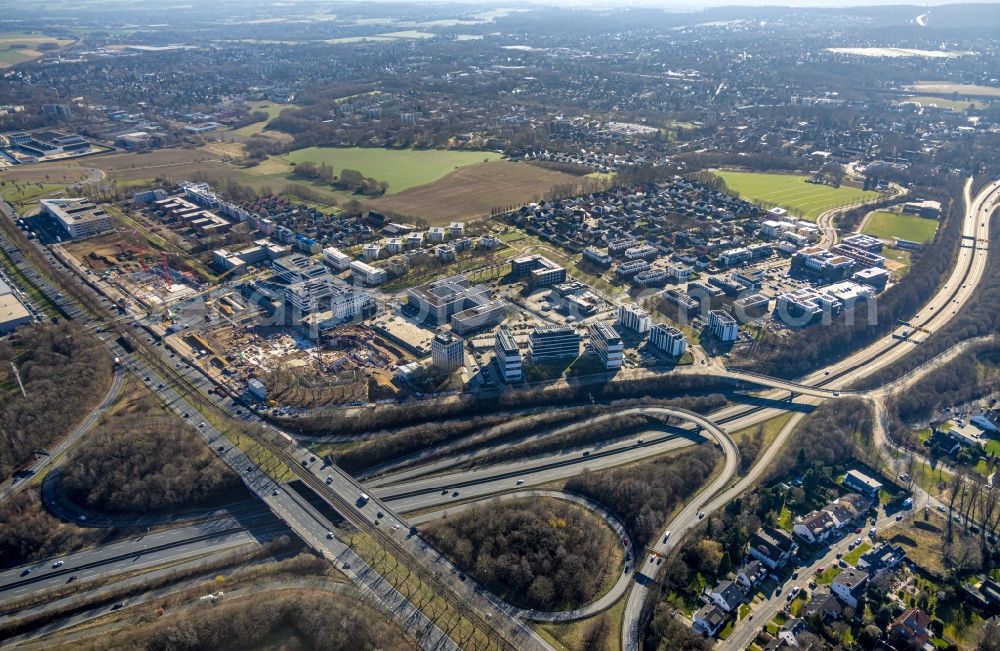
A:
[649,323,687,356]
[511,255,566,286]
[40,198,113,240]
[843,469,883,497]
[617,304,652,334]
[407,275,491,324]
[350,260,387,286]
[529,325,581,362]
[589,321,623,370]
[431,331,465,373]
[494,327,522,382]
[708,309,739,342]
[450,300,507,335]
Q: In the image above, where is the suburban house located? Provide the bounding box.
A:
[777,619,809,648]
[843,469,883,498]
[801,590,843,622]
[888,608,932,648]
[831,568,869,608]
[793,493,868,543]
[737,560,767,590]
[710,580,745,613]
[692,604,726,637]
[748,526,797,569]
[858,544,906,576]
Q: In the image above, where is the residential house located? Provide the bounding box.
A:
[692,604,726,637]
[858,544,906,577]
[777,619,808,647]
[801,590,842,622]
[709,580,745,613]
[748,527,797,570]
[737,560,767,590]
[831,568,868,608]
[888,608,932,649]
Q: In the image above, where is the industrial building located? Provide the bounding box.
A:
[528,325,581,362]
[494,327,522,382]
[0,279,32,334]
[589,321,624,369]
[649,324,687,356]
[431,331,465,372]
[617,304,652,334]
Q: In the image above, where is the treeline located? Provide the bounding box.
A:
[774,398,872,477]
[889,346,1000,425]
[856,216,1000,390]
[77,589,414,651]
[738,177,964,378]
[565,446,720,550]
[483,394,729,465]
[0,490,111,567]
[61,414,244,513]
[336,408,601,475]
[0,324,112,480]
[292,373,739,438]
[423,498,616,610]
[290,161,388,195]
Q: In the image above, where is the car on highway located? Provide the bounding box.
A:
[326,475,333,484]
[515,479,524,485]
[112,601,126,610]
[326,531,334,539]
[452,491,460,497]
[271,489,280,496]
[20,568,31,577]
[52,560,64,568]
[67,575,78,583]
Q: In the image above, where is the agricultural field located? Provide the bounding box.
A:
[862,210,939,243]
[897,96,984,111]
[903,81,1000,97]
[715,171,880,221]
[370,160,585,224]
[280,146,503,194]
[0,31,74,68]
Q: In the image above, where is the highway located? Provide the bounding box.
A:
[0,518,281,604]
[0,174,995,650]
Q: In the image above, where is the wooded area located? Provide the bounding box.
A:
[61,411,244,513]
[423,498,618,610]
[72,589,414,651]
[566,446,720,550]
[0,324,112,480]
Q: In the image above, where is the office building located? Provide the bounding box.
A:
[617,304,652,334]
[40,198,113,240]
[284,275,372,319]
[494,327,522,382]
[407,274,491,324]
[649,324,687,356]
[431,331,465,372]
[528,325,581,362]
[273,254,326,284]
[322,246,352,270]
[350,260,387,286]
[589,322,623,370]
[450,300,507,334]
[708,309,739,342]
[511,255,566,286]
[733,293,770,322]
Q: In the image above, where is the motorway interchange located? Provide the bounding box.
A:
[0,177,997,651]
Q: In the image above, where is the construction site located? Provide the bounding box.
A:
[176,322,417,409]
[63,229,203,311]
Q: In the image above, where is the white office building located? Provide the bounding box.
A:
[617,304,652,334]
[589,322,624,370]
[431,331,465,372]
[494,327,522,382]
[322,246,351,270]
[708,309,739,342]
[41,198,113,240]
[649,324,687,356]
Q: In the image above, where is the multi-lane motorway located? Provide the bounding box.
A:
[0,176,996,650]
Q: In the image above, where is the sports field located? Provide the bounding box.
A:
[715,171,880,221]
[862,210,939,243]
[280,147,504,194]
